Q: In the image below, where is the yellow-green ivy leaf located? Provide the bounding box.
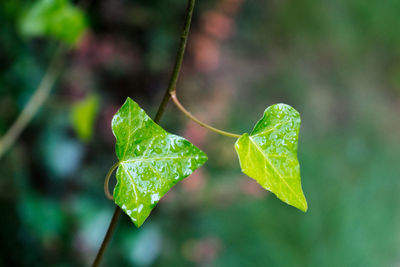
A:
[19,0,87,45]
[235,104,307,212]
[112,98,208,227]
[70,94,99,142]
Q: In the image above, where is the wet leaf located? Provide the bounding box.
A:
[235,104,307,211]
[70,94,99,142]
[112,98,208,227]
[19,0,87,45]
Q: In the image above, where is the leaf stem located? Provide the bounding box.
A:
[104,162,120,200]
[92,0,196,266]
[0,44,66,159]
[171,91,241,138]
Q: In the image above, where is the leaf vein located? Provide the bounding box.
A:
[121,164,139,209]
[248,136,305,206]
[122,100,133,159]
[120,155,204,164]
[252,121,289,138]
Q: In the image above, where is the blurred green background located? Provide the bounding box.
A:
[1,0,400,266]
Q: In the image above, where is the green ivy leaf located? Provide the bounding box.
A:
[112,98,208,227]
[235,104,307,212]
[19,0,87,45]
[70,94,99,142]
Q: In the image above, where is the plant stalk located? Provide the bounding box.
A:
[91,207,122,267]
[153,0,196,123]
[92,0,196,265]
[0,44,66,159]
[170,91,241,138]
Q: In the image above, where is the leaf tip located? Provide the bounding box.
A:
[124,96,134,105]
[199,150,208,164]
[133,219,144,228]
[290,192,308,212]
[299,201,308,213]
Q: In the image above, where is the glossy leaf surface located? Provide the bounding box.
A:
[20,0,86,45]
[112,98,208,227]
[235,104,307,211]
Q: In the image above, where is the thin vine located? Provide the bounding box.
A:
[92,0,196,265]
[104,162,120,201]
[0,44,66,158]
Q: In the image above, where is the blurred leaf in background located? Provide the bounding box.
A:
[19,0,87,45]
[70,94,100,143]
